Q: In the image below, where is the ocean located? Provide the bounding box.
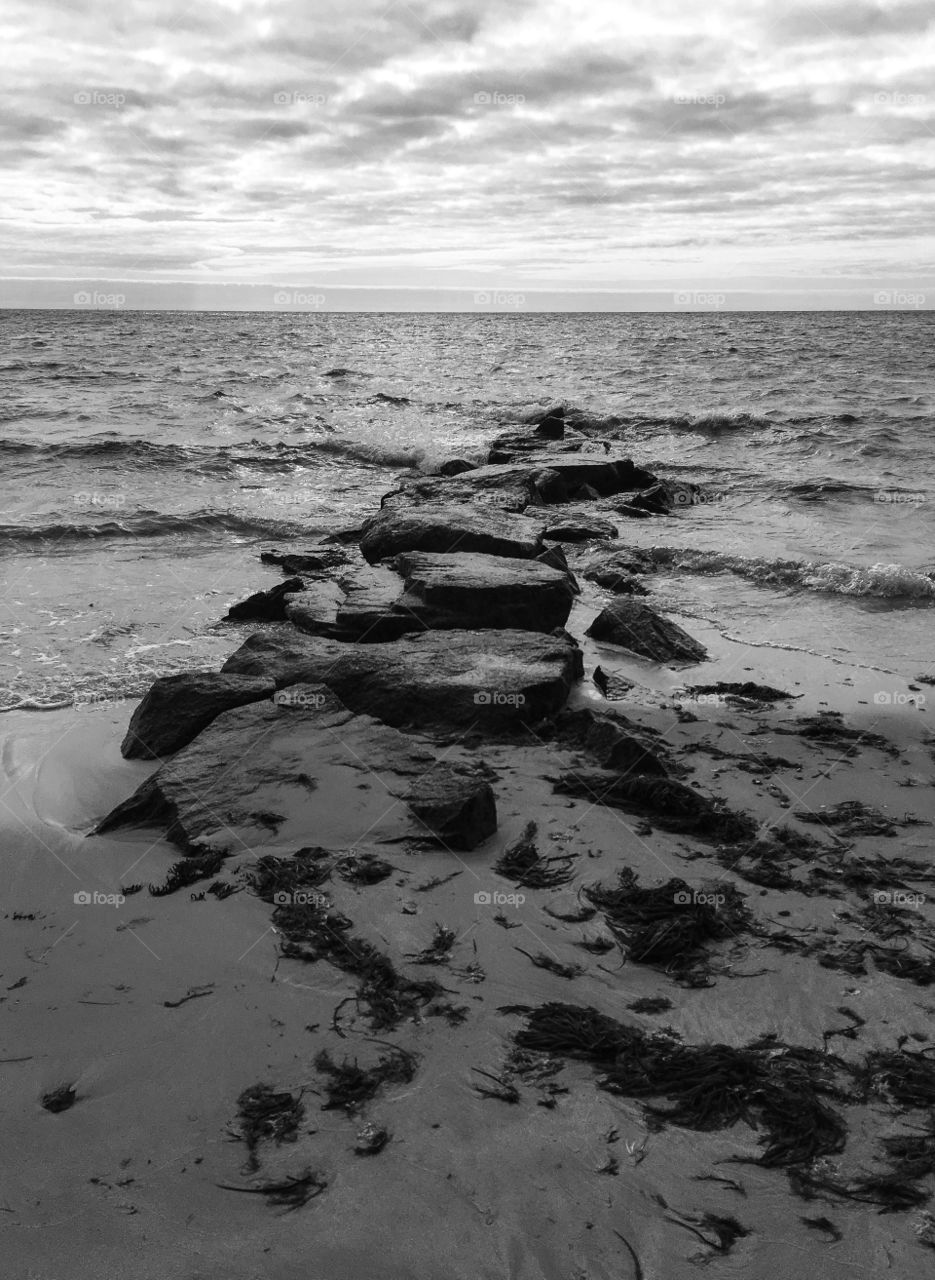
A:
[1,308,933,710]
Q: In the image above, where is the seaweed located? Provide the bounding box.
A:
[553,770,756,843]
[665,1210,750,1255]
[863,1051,935,1108]
[795,801,899,837]
[585,869,753,981]
[800,1215,842,1241]
[514,948,583,979]
[778,714,899,758]
[493,822,575,889]
[337,853,394,885]
[217,1168,326,1210]
[407,924,456,965]
[687,681,794,703]
[247,849,331,902]
[314,1044,416,1112]
[235,1083,305,1172]
[628,996,673,1014]
[149,850,225,897]
[472,1068,520,1103]
[511,1003,851,1169]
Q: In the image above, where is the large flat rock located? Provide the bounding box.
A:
[221,627,583,729]
[390,551,575,632]
[96,685,444,854]
[359,505,547,564]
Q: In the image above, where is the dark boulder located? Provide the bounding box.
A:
[225,577,304,622]
[120,672,276,759]
[438,458,475,477]
[391,551,575,632]
[406,766,498,850]
[543,515,618,543]
[358,506,546,564]
[586,600,707,664]
[221,628,583,731]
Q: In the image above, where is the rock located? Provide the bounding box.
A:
[556,708,669,777]
[532,468,568,504]
[535,544,581,593]
[543,515,618,542]
[391,551,575,632]
[438,458,475,477]
[260,550,338,574]
[221,628,583,730]
[406,765,497,850]
[572,484,601,501]
[584,549,656,579]
[225,577,305,622]
[538,405,565,421]
[121,672,277,759]
[358,505,546,564]
[96,684,439,853]
[535,415,564,440]
[281,579,348,639]
[586,600,707,664]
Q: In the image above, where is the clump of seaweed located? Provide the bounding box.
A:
[407,924,456,965]
[218,1168,326,1210]
[552,772,756,843]
[493,822,575,889]
[779,713,899,758]
[510,1002,851,1169]
[234,1083,305,1173]
[149,850,225,897]
[628,996,673,1014]
[247,849,331,902]
[795,801,899,838]
[336,853,394,885]
[687,681,794,704]
[863,1051,935,1108]
[314,1044,416,1112]
[584,869,753,982]
[514,948,583,979]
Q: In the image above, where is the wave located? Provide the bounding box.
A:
[655,547,935,601]
[0,510,306,548]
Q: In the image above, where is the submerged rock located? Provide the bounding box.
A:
[121,672,276,759]
[543,515,618,543]
[586,600,707,664]
[359,505,546,564]
[406,765,498,850]
[221,628,583,730]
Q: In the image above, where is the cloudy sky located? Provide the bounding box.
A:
[1,0,933,308]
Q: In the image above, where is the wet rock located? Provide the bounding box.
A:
[260,549,345,574]
[532,468,568,504]
[281,579,347,639]
[96,684,440,853]
[221,628,583,730]
[535,414,565,440]
[225,577,305,622]
[332,564,418,642]
[586,600,707,664]
[391,551,575,632]
[407,765,497,850]
[543,515,618,543]
[121,672,276,759]
[438,458,475,477]
[359,505,546,563]
[556,708,669,777]
[535,544,581,593]
[572,484,602,501]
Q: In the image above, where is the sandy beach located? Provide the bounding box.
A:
[4,412,935,1279]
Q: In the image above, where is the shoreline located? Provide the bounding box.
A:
[5,410,935,1277]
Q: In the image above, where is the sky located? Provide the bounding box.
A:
[1,0,933,309]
